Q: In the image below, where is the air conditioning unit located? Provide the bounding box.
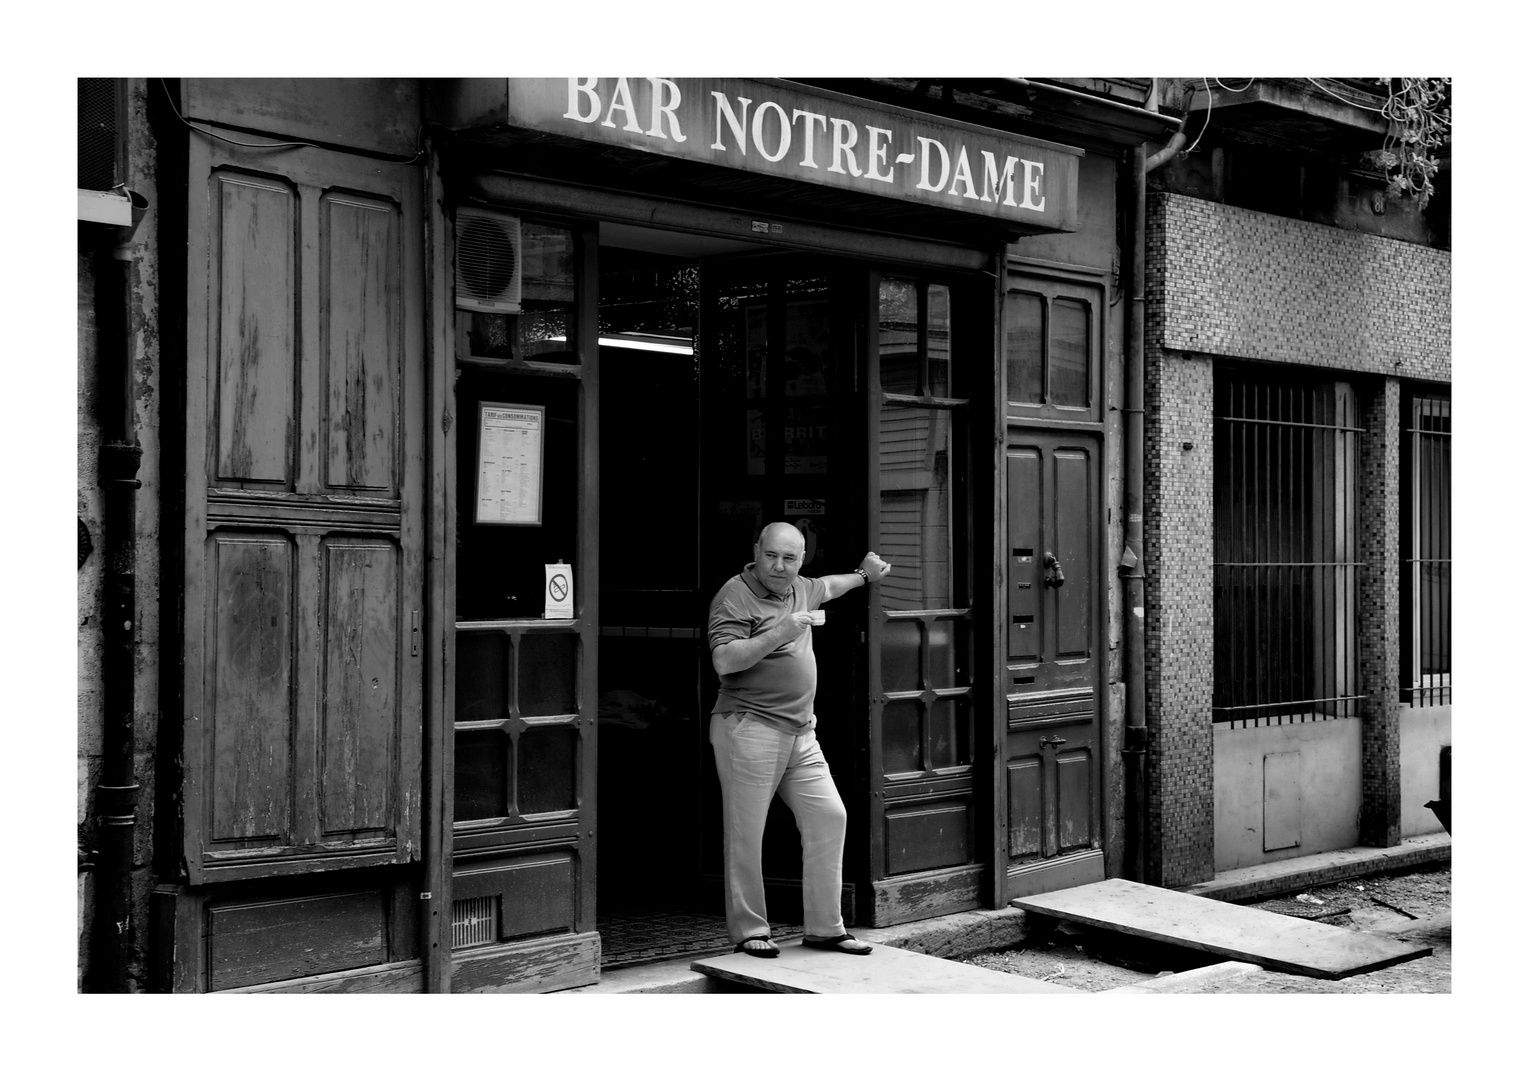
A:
[455,208,523,314]
[79,77,136,227]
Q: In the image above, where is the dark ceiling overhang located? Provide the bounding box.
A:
[801,78,1184,151]
[1180,78,1396,158]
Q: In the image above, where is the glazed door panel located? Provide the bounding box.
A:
[183,133,425,884]
[1000,430,1104,900]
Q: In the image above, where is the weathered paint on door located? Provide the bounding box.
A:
[181,135,425,884]
[998,267,1106,902]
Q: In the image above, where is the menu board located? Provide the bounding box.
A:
[474,402,545,525]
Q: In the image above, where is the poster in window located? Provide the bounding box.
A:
[475,402,545,525]
[784,300,832,396]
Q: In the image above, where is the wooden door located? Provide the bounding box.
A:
[997,268,1106,902]
[181,135,425,884]
[1001,432,1104,898]
[864,272,985,926]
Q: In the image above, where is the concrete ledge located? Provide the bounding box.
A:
[557,907,1037,993]
[1100,960,1262,994]
[1183,833,1450,904]
[555,954,723,994]
[855,905,1033,959]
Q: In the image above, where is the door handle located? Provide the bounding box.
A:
[1041,735,1068,746]
[1044,552,1066,589]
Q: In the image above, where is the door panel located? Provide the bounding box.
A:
[319,538,402,836]
[208,533,295,844]
[212,171,298,487]
[1001,430,1103,900]
[321,191,402,494]
[184,134,424,883]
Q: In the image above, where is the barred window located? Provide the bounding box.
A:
[1212,364,1364,727]
[1401,390,1450,705]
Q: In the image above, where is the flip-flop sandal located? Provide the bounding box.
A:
[734,934,780,958]
[801,934,873,955]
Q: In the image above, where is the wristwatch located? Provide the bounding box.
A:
[853,567,869,583]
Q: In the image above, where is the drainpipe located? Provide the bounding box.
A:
[87,194,149,992]
[1122,99,1185,884]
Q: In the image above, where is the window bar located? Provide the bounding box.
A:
[1273,379,1281,721]
[1295,382,1306,720]
[1417,405,1425,704]
[1259,377,1269,720]
[1344,391,1356,717]
[1436,404,1450,704]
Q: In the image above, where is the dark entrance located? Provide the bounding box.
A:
[595,229,867,965]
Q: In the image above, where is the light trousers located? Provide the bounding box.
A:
[710,712,849,943]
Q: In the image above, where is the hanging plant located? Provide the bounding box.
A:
[1362,77,1450,208]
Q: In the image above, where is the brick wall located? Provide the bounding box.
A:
[1358,379,1402,846]
[1152,194,1450,381]
[1141,348,1215,887]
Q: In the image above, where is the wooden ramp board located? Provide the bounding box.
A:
[691,942,1084,994]
[1011,878,1431,980]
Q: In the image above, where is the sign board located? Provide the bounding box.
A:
[495,78,1080,231]
[475,402,545,525]
[544,562,574,620]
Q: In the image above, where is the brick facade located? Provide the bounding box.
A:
[1141,349,1215,887]
[1358,379,1403,846]
[1153,194,1450,382]
[1144,193,1448,883]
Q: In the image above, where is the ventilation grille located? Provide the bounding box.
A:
[451,895,499,949]
[455,208,522,314]
[78,78,121,192]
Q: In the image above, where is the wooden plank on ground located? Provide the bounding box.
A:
[692,942,1084,994]
[1011,878,1430,979]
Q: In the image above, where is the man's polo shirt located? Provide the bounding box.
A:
[708,563,828,733]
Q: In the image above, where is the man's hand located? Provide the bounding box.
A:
[712,611,815,676]
[859,551,892,582]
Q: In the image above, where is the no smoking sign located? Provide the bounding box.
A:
[544,562,574,619]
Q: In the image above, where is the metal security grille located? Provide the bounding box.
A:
[1401,392,1450,706]
[1212,365,1366,727]
[451,895,498,949]
[78,78,121,191]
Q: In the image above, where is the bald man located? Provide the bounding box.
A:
[706,522,892,958]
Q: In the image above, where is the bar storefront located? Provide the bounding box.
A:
[151,77,1176,992]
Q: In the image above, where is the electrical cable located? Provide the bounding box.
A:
[1180,78,1214,157]
[1304,77,1387,113]
[156,78,426,163]
[1213,78,1256,93]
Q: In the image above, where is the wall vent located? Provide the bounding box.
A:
[78,78,124,192]
[455,208,523,314]
[451,895,499,949]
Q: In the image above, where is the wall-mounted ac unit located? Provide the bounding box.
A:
[79,77,135,226]
[455,208,523,314]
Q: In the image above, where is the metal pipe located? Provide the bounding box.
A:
[1122,100,1186,884]
[87,239,142,993]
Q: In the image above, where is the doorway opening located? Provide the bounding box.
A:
[593,223,866,967]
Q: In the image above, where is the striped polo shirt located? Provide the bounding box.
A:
[708,563,829,733]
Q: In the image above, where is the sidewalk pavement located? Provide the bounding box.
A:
[560,832,1450,993]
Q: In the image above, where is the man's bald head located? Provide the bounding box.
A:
[753,522,806,593]
[758,522,805,552]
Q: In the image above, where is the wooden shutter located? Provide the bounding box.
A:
[181,132,425,884]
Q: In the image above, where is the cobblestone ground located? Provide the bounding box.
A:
[963,866,1450,993]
